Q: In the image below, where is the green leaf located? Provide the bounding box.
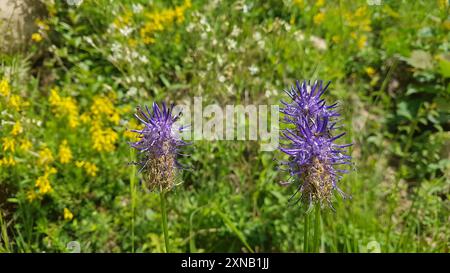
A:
[168,84,189,91]
[438,57,450,78]
[397,101,413,120]
[159,74,171,88]
[6,198,19,203]
[405,50,433,70]
[214,209,254,253]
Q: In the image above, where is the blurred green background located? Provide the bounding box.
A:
[0,0,449,253]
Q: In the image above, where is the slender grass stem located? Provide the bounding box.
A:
[303,212,309,253]
[129,148,136,253]
[160,190,170,253]
[0,210,11,252]
[313,204,321,253]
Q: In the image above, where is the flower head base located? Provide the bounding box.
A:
[129,103,188,191]
[279,80,352,209]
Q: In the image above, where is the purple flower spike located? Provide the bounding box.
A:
[279,80,352,209]
[129,103,189,191]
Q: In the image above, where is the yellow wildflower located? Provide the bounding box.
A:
[355,6,367,18]
[359,20,371,32]
[443,20,450,30]
[35,167,56,194]
[124,119,142,140]
[9,95,24,111]
[75,161,85,168]
[174,6,186,23]
[49,88,60,105]
[365,67,376,77]
[27,190,38,202]
[313,12,325,25]
[80,113,91,124]
[75,160,98,176]
[123,129,136,139]
[109,112,120,125]
[49,167,57,175]
[64,208,74,221]
[89,99,101,112]
[31,33,43,42]
[140,1,191,44]
[439,0,449,9]
[11,121,23,136]
[20,139,32,151]
[184,0,192,9]
[357,35,367,49]
[113,10,133,29]
[293,0,304,7]
[84,162,98,177]
[345,7,371,32]
[49,88,79,129]
[2,137,15,152]
[0,78,10,97]
[88,96,120,152]
[35,177,52,194]
[0,156,16,167]
[90,121,118,152]
[143,36,156,44]
[68,116,79,129]
[316,0,325,7]
[118,104,133,115]
[38,147,54,165]
[9,156,16,166]
[35,18,49,31]
[91,95,120,125]
[58,140,73,164]
[332,35,341,44]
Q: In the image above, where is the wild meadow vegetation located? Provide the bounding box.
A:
[0,0,449,253]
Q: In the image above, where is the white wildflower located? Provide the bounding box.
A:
[231,25,241,37]
[253,31,262,41]
[119,26,133,37]
[248,65,259,75]
[242,4,249,13]
[310,35,327,51]
[227,39,237,50]
[132,3,143,14]
[126,87,138,97]
[186,23,196,32]
[139,56,149,64]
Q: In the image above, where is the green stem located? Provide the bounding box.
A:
[303,212,309,253]
[129,148,136,253]
[160,190,170,253]
[313,204,321,253]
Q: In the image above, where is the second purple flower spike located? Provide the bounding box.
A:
[279,80,352,209]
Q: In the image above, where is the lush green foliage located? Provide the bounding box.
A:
[0,0,449,253]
